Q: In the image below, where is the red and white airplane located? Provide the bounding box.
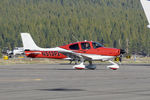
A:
[21,33,125,70]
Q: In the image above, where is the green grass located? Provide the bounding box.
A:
[0,58,66,65]
[121,57,150,64]
[0,57,150,65]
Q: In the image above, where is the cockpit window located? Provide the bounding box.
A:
[92,42,103,49]
[81,42,91,50]
[69,43,79,50]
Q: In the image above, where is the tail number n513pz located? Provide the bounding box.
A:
[42,51,60,57]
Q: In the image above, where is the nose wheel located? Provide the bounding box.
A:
[107,60,119,70]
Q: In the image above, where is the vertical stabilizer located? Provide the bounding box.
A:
[140,0,150,28]
[21,33,41,50]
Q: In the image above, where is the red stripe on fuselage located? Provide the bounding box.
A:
[25,51,67,59]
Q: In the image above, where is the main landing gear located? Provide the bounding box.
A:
[73,60,119,70]
[73,59,96,70]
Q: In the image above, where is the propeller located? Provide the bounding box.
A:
[120,49,126,54]
[119,49,126,62]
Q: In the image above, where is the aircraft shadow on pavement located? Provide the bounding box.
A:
[36,88,85,92]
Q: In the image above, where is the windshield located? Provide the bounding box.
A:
[92,42,103,49]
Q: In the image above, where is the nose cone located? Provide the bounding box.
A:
[120,49,126,54]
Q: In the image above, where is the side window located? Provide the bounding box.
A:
[69,44,79,50]
[92,42,103,49]
[81,42,91,50]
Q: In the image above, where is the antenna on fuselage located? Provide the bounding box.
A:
[72,33,79,42]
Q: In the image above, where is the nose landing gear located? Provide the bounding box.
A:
[107,60,119,70]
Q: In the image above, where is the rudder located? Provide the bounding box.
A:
[21,33,41,50]
[140,0,150,28]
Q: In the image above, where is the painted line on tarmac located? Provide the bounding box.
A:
[0,78,42,82]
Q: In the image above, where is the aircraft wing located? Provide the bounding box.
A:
[58,50,92,61]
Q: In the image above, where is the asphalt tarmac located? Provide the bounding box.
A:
[0,63,150,100]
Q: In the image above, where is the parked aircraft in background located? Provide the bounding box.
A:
[140,0,150,28]
[13,47,24,56]
[21,33,125,70]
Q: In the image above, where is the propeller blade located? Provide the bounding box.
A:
[120,49,126,54]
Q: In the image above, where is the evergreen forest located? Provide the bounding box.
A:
[0,0,150,56]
